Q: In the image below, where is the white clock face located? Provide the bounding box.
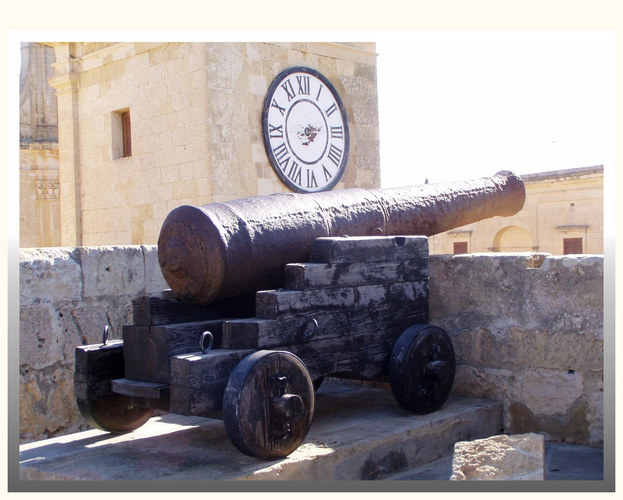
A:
[262,67,350,193]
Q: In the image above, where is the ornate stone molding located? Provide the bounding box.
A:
[36,181,60,200]
[447,229,473,237]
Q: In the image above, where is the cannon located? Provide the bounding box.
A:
[74,172,525,460]
[159,170,525,303]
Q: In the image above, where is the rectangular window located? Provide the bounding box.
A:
[453,241,468,254]
[112,108,131,159]
[563,238,583,255]
[121,111,132,157]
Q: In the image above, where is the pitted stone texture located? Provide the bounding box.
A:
[20,247,82,304]
[450,433,545,480]
[79,246,146,298]
[19,249,603,449]
[19,245,167,443]
[19,381,502,481]
[430,253,603,446]
[430,253,602,335]
[521,370,584,416]
[142,245,168,294]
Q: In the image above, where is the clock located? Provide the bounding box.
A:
[262,67,350,193]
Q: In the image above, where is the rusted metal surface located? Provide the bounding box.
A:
[158,171,525,303]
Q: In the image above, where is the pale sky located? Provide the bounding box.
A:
[8,31,614,193]
[376,32,614,187]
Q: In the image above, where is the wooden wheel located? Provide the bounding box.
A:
[76,395,154,434]
[389,324,455,414]
[223,350,315,460]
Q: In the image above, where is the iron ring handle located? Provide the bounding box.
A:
[102,325,112,345]
[200,331,214,354]
[302,318,318,339]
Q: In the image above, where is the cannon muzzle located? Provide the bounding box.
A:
[158,171,525,303]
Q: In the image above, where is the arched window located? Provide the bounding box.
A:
[492,225,533,252]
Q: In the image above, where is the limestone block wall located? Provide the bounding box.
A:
[429,253,603,446]
[18,248,603,447]
[46,42,380,246]
[19,246,167,442]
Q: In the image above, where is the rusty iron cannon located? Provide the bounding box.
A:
[75,171,525,460]
[158,171,525,304]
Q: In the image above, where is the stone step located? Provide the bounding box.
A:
[383,442,605,481]
[19,379,502,481]
[384,453,454,480]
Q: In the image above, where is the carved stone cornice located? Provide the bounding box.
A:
[555,225,589,233]
[48,73,79,95]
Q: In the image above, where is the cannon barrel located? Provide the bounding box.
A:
[158,170,525,304]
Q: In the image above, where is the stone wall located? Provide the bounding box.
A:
[429,253,603,446]
[19,246,167,442]
[18,248,603,446]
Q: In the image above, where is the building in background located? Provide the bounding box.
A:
[20,42,60,248]
[429,165,604,255]
[20,42,604,255]
[40,42,381,247]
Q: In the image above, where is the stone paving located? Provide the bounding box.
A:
[18,378,604,484]
[386,442,604,481]
[19,379,502,481]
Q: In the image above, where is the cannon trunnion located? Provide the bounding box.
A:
[75,235,456,459]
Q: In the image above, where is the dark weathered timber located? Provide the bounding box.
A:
[255,281,428,319]
[74,340,155,432]
[284,258,428,291]
[169,381,228,416]
[158,171,525,303]
[76,396,155,433]
[110,379,170,411]
[121,326,152,382]
[132,293,255,326]
[74,340,125,400]
[151,319,226,353]
[309,235,428,264]
[75,233,457,458]
[169,348,253,415]
[389,325,456,414]
[267,313,428,381]
[222,296,428,351]
[111,379,169,399]
[221,301,428,382]
[222,350,314,459]
[122,320,227,384]
[221,319,278,349]
[132,296,215,326]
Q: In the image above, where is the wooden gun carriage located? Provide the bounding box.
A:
[75,172,525,459]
